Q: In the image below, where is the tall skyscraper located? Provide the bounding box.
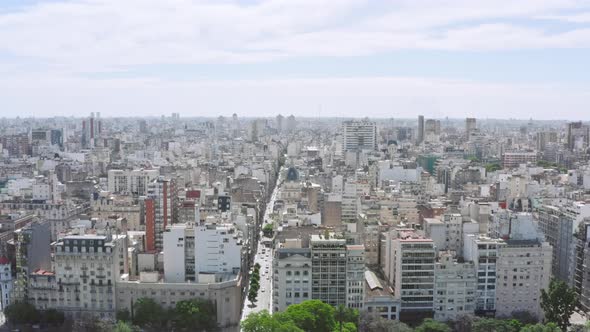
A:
[417,115,424,144]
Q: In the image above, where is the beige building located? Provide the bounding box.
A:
[495,239,552,320]
[91,193,143,231]
[434,252,476,321]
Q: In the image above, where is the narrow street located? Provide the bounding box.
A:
[240,167,282,324]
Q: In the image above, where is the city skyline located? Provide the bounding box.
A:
[1,0,590,119]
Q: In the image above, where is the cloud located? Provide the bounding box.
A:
[0,0,589,74]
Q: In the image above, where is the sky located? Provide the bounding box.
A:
[1,0,590,119]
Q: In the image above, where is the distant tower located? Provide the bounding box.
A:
[417,115,425,144]
[276,114,284,132]
[466,117,476,139]
[286,115,297,133]
[0,255,11,311]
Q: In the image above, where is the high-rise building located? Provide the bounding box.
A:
[276,114,284,131]
[163,222,243,283]
[495,239,552,319]
[463,235,505,315]
[574,220,590,312]
[433,252,476,321]
[537,201,590,285]
[342,120,377,151]
[82,112,101,149]
[273,245,312,312]
[0,256,12,311]
[417,115,425,144]
[567,121,590,151]
[384,229,436,322]
[465,117,476,139]
[145,177,178,252]
[310,234,348,307]
[107,169,160,196]
[12,220,51,303]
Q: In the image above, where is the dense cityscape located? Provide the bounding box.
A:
[0,115,588,331]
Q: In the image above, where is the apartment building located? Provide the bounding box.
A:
[463,235,505,316]
[163,221,243,283]
[385,229,436,322]
[145,177,178,251]
[310,234,348,306]
[495,239,552,319]
[502,152,538,169]
[433,252,476,321]
[0,256,12,311]
[272,245,312,312]
[537,201,590,285]
[342,120,377,152]
[345,244,365,309]
[107,169,159,196]
[27,233,128,319]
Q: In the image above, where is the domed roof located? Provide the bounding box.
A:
[286,167,299,182]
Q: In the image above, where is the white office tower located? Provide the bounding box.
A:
[434,252,476,321]
[163,221,243,283]
[0,256,12,311]
[342,119,377,151]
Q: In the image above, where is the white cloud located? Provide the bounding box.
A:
[0,0,589,73]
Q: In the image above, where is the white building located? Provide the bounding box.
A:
[28,233,128,319]
[107,169,159,196]
[163,222,243,283]
[463,235,505,315]
[342,120,377,152]
[0,256,12,311]
[434,252,476,321]
[272,246,312,312]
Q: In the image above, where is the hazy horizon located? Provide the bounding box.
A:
[1,0,590,119]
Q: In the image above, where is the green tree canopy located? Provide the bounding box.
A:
[132,297,166,328]
[4,301,40,325]
[283,300,336,332]
[541,279,577,331]
[172,299,217,331]
[520,323,561,332]
[358,311,412,332]
[415,318,451,332]
[472,318,518,332]
[241,310,303,332]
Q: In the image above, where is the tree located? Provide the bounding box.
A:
[520,323,561,332]
[133,297,166,328]
[172,299,217,331]
[472,318,518,332]
[451,314,478,332]
[116,309,131,322]
[334,305,358,332]
[241,310,303,332]
[415,318,451,332]
[114,321,138,332]
[248,287,258,304]
[511,310,538,325]
[283,300,336,332]
[358,311,413,332]
[43,308,65,326]
[4,301,40,325]
[541,279,577,331]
